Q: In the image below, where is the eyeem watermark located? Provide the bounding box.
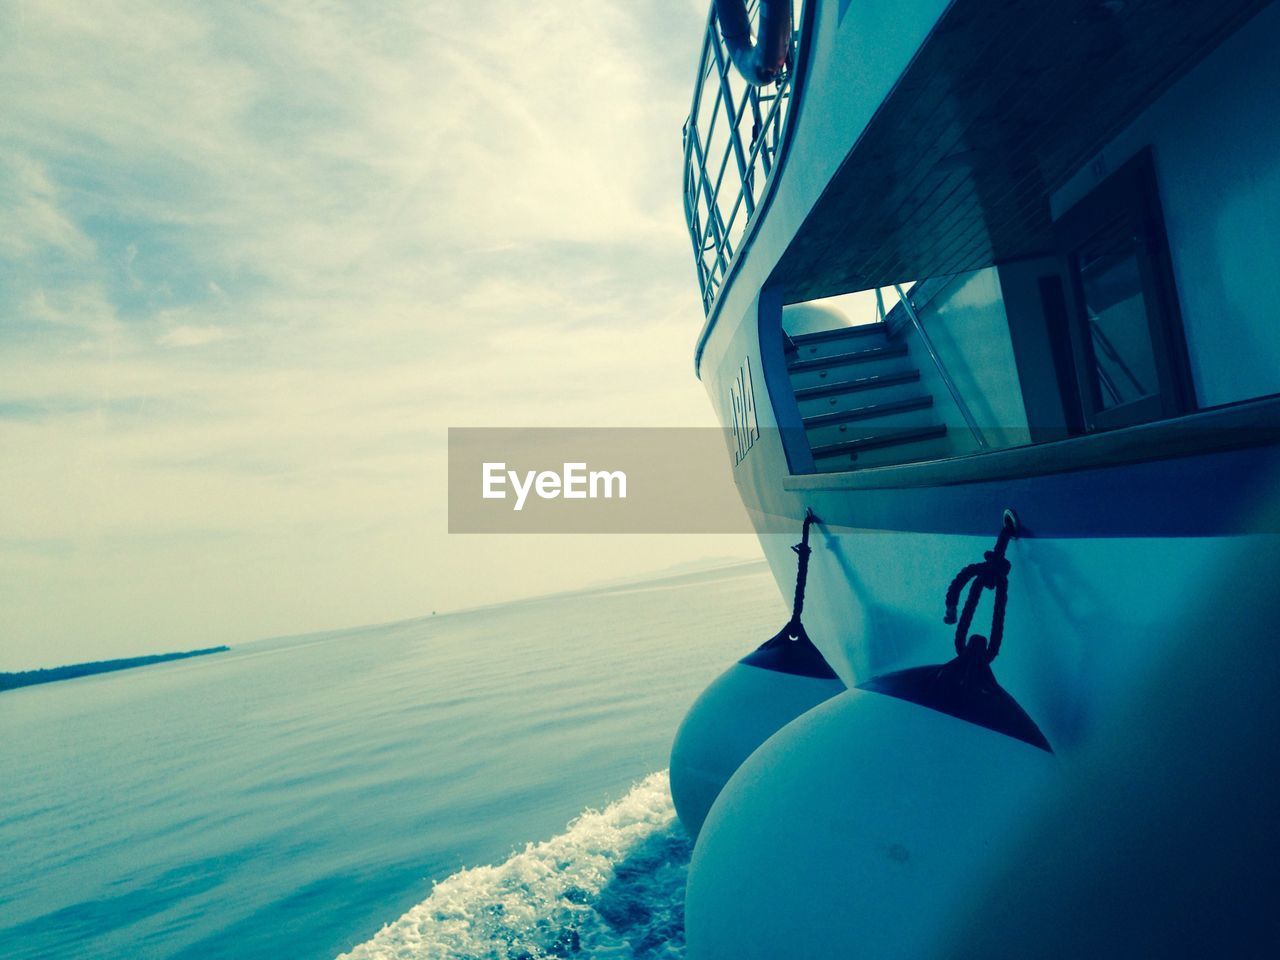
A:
[448,428,762,533]
[482,462,627,512]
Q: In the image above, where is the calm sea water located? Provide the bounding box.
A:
[0,563,784,960]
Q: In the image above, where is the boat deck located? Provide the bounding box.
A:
[773,0,1272,303]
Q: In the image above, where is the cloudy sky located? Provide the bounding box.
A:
[0,0,763,669]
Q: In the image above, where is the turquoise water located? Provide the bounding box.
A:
[0,563,784,959]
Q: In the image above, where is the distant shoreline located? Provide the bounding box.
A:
[0,646,231,693]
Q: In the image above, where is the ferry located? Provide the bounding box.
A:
[671,1,1280,956]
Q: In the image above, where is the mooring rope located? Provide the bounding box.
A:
[943,510,1017,663]
[787,508,818,629]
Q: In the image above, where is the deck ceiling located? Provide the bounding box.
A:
[774,0,1273,302]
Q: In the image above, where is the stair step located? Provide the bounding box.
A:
[802,395,934,429]
[785,323,888,352]
[794,370,920,401]
[789,348,912,390]
[788,343,907,373]
[811,424,949,461]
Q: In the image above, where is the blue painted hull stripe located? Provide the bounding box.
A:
[759,444,1280,538]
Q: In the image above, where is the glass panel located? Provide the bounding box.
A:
[1076,226,1158,411]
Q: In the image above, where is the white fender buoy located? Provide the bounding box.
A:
[687,511,1057,959]
[685,688,1057,960]
[669,510,843,840]
[669,642,843,840]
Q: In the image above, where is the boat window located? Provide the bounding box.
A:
[1054,150,1192,432]
[1076,218,1160,412]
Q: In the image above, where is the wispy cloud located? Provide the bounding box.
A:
[0,0,756,667]
[155,325,238,348]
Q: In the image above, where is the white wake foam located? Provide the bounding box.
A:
[339,771,690,960]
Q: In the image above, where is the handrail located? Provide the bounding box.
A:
[893,283,990,450]
[683,1,802,315]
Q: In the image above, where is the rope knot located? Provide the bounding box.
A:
[942,513,1018,661]
[977,551,1010,586]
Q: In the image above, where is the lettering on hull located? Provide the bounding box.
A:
[730,355,761,464]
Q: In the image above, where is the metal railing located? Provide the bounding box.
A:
[891,283,990,450]
[682,2,803,315]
